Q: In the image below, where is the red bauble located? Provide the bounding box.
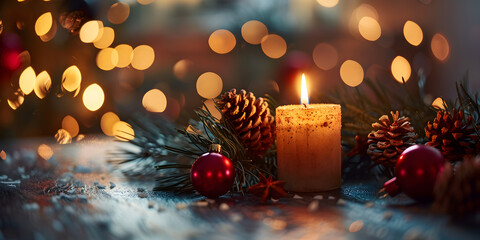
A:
[383,145,445,202]
[190,145,235,198]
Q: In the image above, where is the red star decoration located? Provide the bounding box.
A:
[248,172,287,203]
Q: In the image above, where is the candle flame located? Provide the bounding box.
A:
[300,73,309,105]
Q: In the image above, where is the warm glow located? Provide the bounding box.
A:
[82,84,105,111]
[316,0,339,8]
[431,33,450,61]
[403,21,423,46]
[113,121,135,141]
[340,60,364,87]
[34,71,52,99]
[62,115,79,138]
[115,44,133,68]
[37,144,53,160]
[96,48,119,71]
[312,43,338,70]
[55,129,72,144]
[35,12,52,37]
[241,20,268,45]
[300,74,309,105]
[358,16,381,41]
[101,112,121,136]
[391,56,411,83]
[93,27,115,49]
[203,99,222,120]
[108,2,130,25]
[7,89,24,110]
[208,29,236,54]
[142,89,167,113]
[432,97,446,110]
[19,66,36,95]
[62,65,82,92]
[131,45,155,70]
[173,59,193,81]
[196,72,223,99]
[79,20,104,43]
[261,34,287,59]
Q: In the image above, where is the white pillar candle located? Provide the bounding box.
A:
[276,74,341,192]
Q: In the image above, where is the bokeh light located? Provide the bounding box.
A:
[142,89,167,113]
[0,150,6,161]
[391,56,411,83]
[62,115,79,138]
[208,29,236,54]
[173,59,193,81]
[108,2,130,25]
[55,129,72,144]
[115,44,133,68]
[7,89,24,110]
[403,21,423,46]
[340,60,364,87]
[79,20,104,43]
[37,144,53,160]
[432,97,446,110]
[82,84,105,111]
[97,48,119,71]
[196,72,223,99]
[349,220,364,232]
[312,43,338,70]
[34,71,52,99]
[93,27,115,49]
[431,33,450,61]
[113,121,135,141]
[261,34,287,59]
[316,0,339,8]
[137,0,154,5]
[131,45,155,70]
[35,12,52,37]
[62,65,82,92]
[39,20,57,42]
[19,66,36,95]
[101,112,121,136]
[241,20,268,45]
[203,99,222,120]
[358,16,381,41]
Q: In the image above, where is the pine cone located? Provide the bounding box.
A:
[425,109,478,162]
[367,111,415,167]
[59,10,89,35]
[217,89,275,157]
[434,156,480,215]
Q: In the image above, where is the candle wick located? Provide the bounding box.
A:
[303,103,308,108]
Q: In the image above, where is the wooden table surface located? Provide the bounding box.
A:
[0,136,479,240]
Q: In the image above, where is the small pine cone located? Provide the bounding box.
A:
[434,156,480,215]
[425,109,478,162]
[367,111,416,167]
[217,89,275,157]
[59,10,89,35]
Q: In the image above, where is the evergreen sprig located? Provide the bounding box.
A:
[109,101,276,194]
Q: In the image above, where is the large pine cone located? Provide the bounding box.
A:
[425,109,478,162]
[434,156,480,215]
[217,89,275,157]
[367,111,415,167]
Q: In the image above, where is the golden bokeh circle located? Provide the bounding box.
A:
[340,60,364,87]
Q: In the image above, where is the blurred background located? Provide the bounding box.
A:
[0,0,479,141]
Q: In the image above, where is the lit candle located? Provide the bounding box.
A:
[276,74,341,192]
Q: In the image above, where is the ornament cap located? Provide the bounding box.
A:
[209,144,222,153]
[382,177,401,197]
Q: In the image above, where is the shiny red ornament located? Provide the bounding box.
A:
[382,145,445,202]
[190,144,235,198]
